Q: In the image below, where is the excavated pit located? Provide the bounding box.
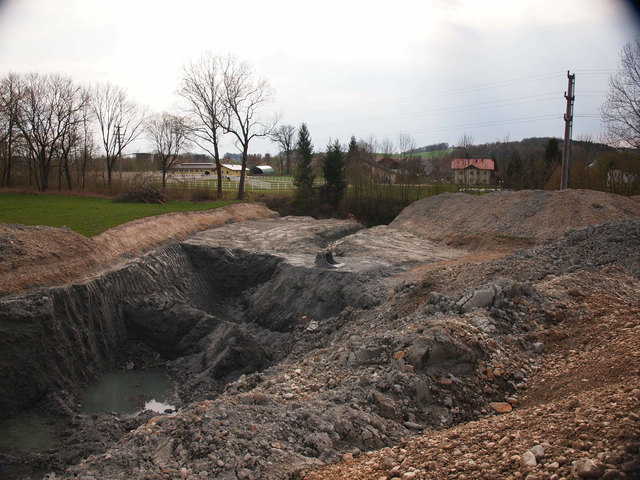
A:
[0,216,465,478]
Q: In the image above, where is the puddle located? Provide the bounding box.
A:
[81,367,176,414]
[0,410,63,456]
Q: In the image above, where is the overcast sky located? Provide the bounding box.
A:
[0,0,638,156]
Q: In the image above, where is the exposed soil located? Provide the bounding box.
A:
[1,189,639,480]
[0,202,276,295]
[390,189,640,250]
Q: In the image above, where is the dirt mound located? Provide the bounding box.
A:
[390,189,640,250]
[0,202,276,295]
[0,224,99,295]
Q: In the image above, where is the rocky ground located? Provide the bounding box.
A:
[0,189,639,480]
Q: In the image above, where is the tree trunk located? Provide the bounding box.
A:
[5,122,13,187]
[64,156,73,190]
[237,145,249,200]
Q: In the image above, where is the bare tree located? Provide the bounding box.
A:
[270,124,296,174]
[92,81,146,186]
[57,87,91,190]
[147,112,191,188]
[397,133,415,155]
[601,37,640,149]
[457,132,474,158]
[75,92,96,190]
[0,73,22,187]
[221,55,277,200]
[14,73,87,191]
[397,133,425,182]
[379,138,394,156]
[179,53,227,197]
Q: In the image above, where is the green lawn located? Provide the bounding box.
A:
[0,193,237,237]
[413,149,453,158]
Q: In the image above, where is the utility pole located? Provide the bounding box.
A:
[560,71,575,190]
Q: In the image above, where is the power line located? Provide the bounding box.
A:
[310,93,561,129]
[291,71,567,117]
[312,113,563,144]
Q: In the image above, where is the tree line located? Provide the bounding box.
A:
[2,36,639,201]
[0,53,275,199]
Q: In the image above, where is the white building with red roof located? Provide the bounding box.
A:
[451,158,495,185]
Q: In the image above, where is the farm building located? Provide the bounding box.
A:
[176,163,246,178]
[451,158,495,185]
[176,163,216,175]
[220,164,244,178]
[249,165,276,175]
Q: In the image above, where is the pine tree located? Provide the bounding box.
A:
[346,135,358,163]
[322,139,346,209]
[294,123,315,200]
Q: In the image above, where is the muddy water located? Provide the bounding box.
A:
[0,410,63,455]
[81,367,176,414]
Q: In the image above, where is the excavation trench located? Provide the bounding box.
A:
[0,217,403,478]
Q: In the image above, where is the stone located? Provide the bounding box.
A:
[304,432,333,452]
[530,444,545,461]
[374,393,399,420]
[490,402,513,414]
[572,458,604,478]
[521,451,537,467]
[459,285,497,313]
[404,422,423,430]
[532,342,545,354]
[601,470,622,480]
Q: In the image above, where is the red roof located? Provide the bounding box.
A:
[451,158,495,170]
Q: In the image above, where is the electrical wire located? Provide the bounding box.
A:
[292,71,567,117]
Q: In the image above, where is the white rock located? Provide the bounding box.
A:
[521,451,537,467]
[530,444,545,461]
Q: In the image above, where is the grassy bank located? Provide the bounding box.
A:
[0,193,236,237]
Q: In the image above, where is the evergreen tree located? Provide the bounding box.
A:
[294,123,315,200]
[322,139,347,208]
[346,135,359,164]
[505,152,524,189]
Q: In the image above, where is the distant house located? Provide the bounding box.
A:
[359,156,401,184]
[451,158,495,185]
[377,156,401,172]
[607,169,637,194]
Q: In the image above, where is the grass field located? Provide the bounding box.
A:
[0,193,236,237]
[412,149,453,158]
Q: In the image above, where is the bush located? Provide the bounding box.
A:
[113,174,167,204]
[114,186,167,204]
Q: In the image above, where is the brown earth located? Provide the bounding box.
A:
[390,189,640,250]
[0,202,276,295]
[1,190,639,480]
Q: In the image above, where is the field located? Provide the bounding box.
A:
[412,148,453,158]
[0,193,236,237]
